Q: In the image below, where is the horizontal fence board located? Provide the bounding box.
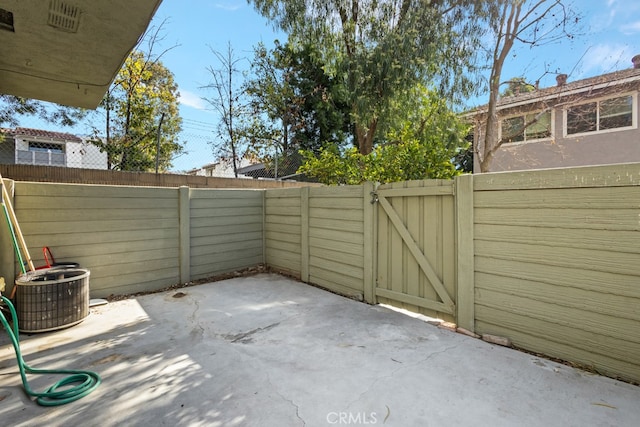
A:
[309,207,363,221]
[190,214,263,228]
[476,305,640,381]
[16,196,178,211]
[378,186,454,197]
[474,163,640,191]
[264,222,301,235]
[191,246,262,266]
[94,275,181,298]
[309,266,364,295]
[475,240,640,276]
[190,206,263,218]
[308,227,364,245]
[309,236,363,256]
[266,251,300,272]
[16,182,177,198]
[475,256,640,299]
[475,315,640,384]
[476,288,640,345]
[306,217,363,233]
[309,246,363,270]
[475,224,640,254]
[22,218,177,235]
[191,231,262,248]
[190,256,263,280]
[18,207,177,222]
[23,228,179,247]
[266,239,301,255]
[266,205,302,216]
[475,207,639,231]
[191,240,263,258]
[308,197,363,209]
[476,272,640,322]
[192,223,262,238]
[190,189,263,199]
[265,215,302,226]
[265,230,300,244]
[309,186,362,198]
[309,256,363,281]
[265,188,301,198]
[475,186,640,209]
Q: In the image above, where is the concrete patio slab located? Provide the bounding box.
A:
[1,273,639,426]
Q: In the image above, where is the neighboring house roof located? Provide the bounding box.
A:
[1,127,83,143]
[466,65,640,116]
[497,67,640,109]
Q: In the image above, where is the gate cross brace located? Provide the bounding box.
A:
[377,195,456,313]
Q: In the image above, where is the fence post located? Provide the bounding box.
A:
[179,186,191,284]
[455,174,474,332]
[362,181,376,304]
[0,179,17,295]
[300,187,310,282]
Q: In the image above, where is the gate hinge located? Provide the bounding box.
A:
[370,191,379,204]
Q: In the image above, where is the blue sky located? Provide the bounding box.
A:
[17,0,640,172]
[154,0,640,172]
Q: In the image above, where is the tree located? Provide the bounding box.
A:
[203,43,247,177]
[477,0,578,172]
[299,87,470,184]
[0,94,86,128]
[91,21,183,172]
[250,0,484,155]
[95,50,183,172]
[243,40,351,177]
[501,77,536,97]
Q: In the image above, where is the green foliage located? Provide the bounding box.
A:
[94,50,183,172]
[250,0,485,154]
[0,94,86,128]
[299,88,470,184]
[243,40,351,160]
[501,77,536,97]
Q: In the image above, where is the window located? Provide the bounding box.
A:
[28,141,64,153]
[566,94,634,135]
[501,111,551,143]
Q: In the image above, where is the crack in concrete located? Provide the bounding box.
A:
[346,343,461,410]
[189,298,205,342]
[265,373,306,426]
[226,322,281,343]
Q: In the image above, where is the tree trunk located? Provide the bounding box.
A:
[356,119,377,155]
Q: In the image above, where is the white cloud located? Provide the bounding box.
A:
[215,2,242,11]
[620,20,640,34]
[179,91,207,110]
[580,43,633,74]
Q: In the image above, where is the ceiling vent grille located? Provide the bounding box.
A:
[47,0,80,33]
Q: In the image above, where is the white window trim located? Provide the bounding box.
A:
[498,109,554,146]
[563,91,637,138]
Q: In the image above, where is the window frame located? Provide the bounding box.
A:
[28,140,65,154]
[498,109,554,145]
[563,92,637,138]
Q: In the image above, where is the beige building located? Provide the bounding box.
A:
[470,55,640,173]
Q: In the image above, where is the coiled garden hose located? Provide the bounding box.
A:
[0,295,101,406]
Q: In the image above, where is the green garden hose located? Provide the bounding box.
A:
[0,295,101,406]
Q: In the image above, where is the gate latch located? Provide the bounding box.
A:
[370,191,379,204]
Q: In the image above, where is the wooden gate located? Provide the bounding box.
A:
[374,180,459,322]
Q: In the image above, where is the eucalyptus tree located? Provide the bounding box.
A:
[243,40,351,158]
[250,0,484,155]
